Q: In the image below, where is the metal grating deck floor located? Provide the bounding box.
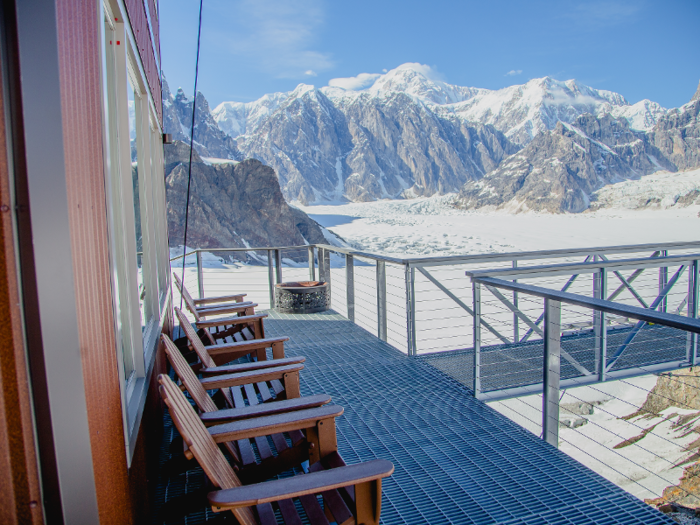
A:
[152,309,674,524]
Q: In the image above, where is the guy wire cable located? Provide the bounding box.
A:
[180,0,204,310]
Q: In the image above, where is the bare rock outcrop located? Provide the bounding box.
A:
[165,141,325,254]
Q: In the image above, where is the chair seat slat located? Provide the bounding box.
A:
[276,498,303,525]
[298,494,330,525]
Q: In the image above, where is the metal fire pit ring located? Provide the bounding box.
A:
[274,281,331,314]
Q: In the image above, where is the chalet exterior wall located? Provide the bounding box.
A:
[0,0,171,522]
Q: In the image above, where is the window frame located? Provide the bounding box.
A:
[100,0,170,465]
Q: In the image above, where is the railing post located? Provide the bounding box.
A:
[512,260,519,343]
[308,246,316,281]
[660,250,668,312]
[594,267,608,381]
[472,281,481,397]
[275,249,282,284]
[324,250,331,286]
[543,298,561,448]
[267,249,275,308]
[405,264,416,356]
[346,254,355,322]
[377,261,387,342]
[196,250,204,299]
[688,260,699,365]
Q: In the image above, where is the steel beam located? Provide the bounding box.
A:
[593,267,607,381]
[324,249,331,285]
[275,249,282,284]
[512,260,519,343]
[688,260,699,365]
[660,250,669,312]
[346,254,355,322]
[599,254,649,308]
[267,249,275,307]
[308,245,315,281]
[196,250,204,299]
[607,265,687,371]
[406,265,417,356]
[317,248,326,283]
[543,298,561,448]
[473,281,482,396]
[377,261,387,341]
[420,267,510,344]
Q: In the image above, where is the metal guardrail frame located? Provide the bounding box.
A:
[170,242,700,358]
[473,276,700,447]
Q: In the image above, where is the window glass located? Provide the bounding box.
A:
[127,76,147,332]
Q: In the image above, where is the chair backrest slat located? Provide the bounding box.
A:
[173,272,202,322]
[158,374,257,525]
[162,334,218,413]
[175,307,217,369]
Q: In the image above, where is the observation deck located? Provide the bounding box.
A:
[153,309,674,524]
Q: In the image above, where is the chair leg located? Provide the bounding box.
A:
[355,479,382,525]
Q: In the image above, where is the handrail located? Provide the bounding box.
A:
[473,276,700,335]
[169,240,700,266]
[465,253,700,280]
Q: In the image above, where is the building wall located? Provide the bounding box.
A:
[0,15,44,522]
[55,0,134,522]
[55,0,169,522]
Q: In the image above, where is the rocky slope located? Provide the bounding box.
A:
[162,78,241,160]
[164,141,326,256]
[456,98,700,213]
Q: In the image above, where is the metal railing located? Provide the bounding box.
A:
[170,242,700,359]
[472,276,700,445]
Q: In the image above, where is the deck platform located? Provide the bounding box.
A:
[153,310,673,524]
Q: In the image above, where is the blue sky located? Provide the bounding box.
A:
[160,0,700,109]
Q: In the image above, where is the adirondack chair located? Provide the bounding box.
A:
[173,271,250,316]
[162,333,331,484]
[159,373,394,525]
[175,307,286,369]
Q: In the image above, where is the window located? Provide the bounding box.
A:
[101,0,170,463]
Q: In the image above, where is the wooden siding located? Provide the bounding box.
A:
[0,21,44,524]
[56,0,134,522]
[125,0,163,126]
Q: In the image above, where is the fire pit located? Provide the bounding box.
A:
[274,281,331,314]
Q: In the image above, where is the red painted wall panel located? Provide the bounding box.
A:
[124,0,162,126]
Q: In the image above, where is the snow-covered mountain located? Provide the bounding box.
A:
[163,64,699,210]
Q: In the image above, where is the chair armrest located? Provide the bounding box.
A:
[195,313,267,329]
[208,460,394,509]
[200,394,331,424]
[194,294,246,306]
[198,363,303,390]
[208,404,343,444]
[196,302,257,316]
[200,355,303,376]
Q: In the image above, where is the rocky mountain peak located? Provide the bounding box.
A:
[693,80,700,102]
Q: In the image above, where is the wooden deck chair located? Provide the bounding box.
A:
[173,271,248,306]
[163,334,331,484]
[175,307,288,370]
[173,273,257,320]
[159,373,394,525]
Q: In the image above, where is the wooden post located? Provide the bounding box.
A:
[196,250,204,299]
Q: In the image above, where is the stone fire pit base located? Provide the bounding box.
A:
[274,281,331,314]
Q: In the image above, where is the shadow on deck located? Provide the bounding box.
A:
[152,310,673,524]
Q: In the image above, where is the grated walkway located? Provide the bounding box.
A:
[262,310,673,525]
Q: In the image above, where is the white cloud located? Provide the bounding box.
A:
[395,63,445,82]
[382,69,387,73]
[328,72,382,91]
[505,70,523,77]
[214,0,333,79]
